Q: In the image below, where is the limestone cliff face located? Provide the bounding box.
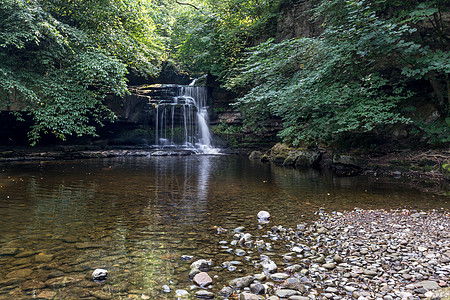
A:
[276,0,322,41]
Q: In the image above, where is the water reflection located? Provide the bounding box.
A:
[0,156,448,299]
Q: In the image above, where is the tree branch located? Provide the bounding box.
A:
[175,1,202,12]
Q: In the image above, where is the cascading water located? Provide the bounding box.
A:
[153,85,219,154]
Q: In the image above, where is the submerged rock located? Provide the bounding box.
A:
[92,269,108,281]
[193,272,213,287]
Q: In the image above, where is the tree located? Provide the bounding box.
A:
[225,0,449,146]
[0,0,167,144]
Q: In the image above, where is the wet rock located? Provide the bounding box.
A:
[229,276,254,288]
[240,292,260,300]
[283,278,305,292]
[322,263,336,270]
[15,250,37,258]
[5,268,33,279]
[234,226,246,233]
[162,285,171,292]
[191,259,211,272]
[20,280,46,290]
[36,290,56,299]
[257,211,270,222]
[275,289,299,298]
[270,273,290,281]
[176,289,189,297]
[289,297,309,300]
[35,253,54,263]
[0,247,18,256]
[261,259,277,273]
[45,276,82,288]
[250,283,266,294]
[195,290,215,299]
[418,280,440,290]
[92,269,108,281]
[193,272,213,287]
[181,255,194,261]
[220,286,234,297]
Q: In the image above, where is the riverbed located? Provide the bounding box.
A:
[0,155,448,299]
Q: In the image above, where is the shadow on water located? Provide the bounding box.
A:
[0,155,448,298]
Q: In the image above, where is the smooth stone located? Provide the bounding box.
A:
[325,287,338,293]
[220,286,234,297]
[271,273,290,281]
[20,280,46,290]
[15,250,37,258]
[0,247,18,256]
[363,269,378,276]
[323,263,336,270]
[36,291,56,299]
[283,278,305,292]
[191,259,211,272]
[181,255,194,261]
[289,297,309,300]
[257,211,270,220]
[162,285,171,292]
[261,260,278,273]
[92,269,108,281]
[229,276,254,288]
[193,272,213,287]
[45,276,82,288]
[291,246,303,253]
[250,283,265,294]
[35,254,54,263]
[253,273,266,281]
[275,289,298,298]
[176,289,189,297]
[334,254,344,263]
[6,268,33,279]
[195,290,215,299]
[240,292,260,300]
[418,280,439,290]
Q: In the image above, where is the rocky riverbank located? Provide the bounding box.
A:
[0,146,201,162]
[249,144,450,188]
[182,209,449,300]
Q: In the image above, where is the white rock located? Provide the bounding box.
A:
[92,269,108,280]
[257,211,270,220]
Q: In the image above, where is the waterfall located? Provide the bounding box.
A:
[153,85,219,154]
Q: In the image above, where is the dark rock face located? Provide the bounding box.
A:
[276,0,323,41]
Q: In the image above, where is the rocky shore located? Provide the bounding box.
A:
[183,209,450,300]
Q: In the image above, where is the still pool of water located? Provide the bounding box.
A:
[0,155,448,299]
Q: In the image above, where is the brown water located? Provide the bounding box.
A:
[0,155,448,299]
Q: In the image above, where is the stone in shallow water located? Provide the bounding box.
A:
[6,268,33,279]
[240,292,260,300]
[271,273,290,281]
[283,277,305,292]
[229,276,254,288]
[220,286,234,297]
[275,289,299,298]
[36,290,56,299]
[195,290,215,299]
[0,247,18,256]
[176,289,189,297]
[322,263,336,270]
[92,269,108,281]
[20,280,45,290]
[193,272,213,287]
[191,259,211,272]
[35,253,54,263]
